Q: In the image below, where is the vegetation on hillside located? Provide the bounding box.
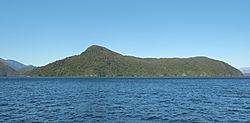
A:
[27,45,243,76]
[0,58,34,70]
[0,62,18,76]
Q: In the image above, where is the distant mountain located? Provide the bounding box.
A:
[0,58,34,70]
[0,62,18,76]
[27,45,243,77]
[0,58,34,76]
[244,73,250,76]
[240,67,250,74]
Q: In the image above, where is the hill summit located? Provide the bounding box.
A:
[27,45,243,76]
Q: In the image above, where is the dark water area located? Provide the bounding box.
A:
[0,77,250,123]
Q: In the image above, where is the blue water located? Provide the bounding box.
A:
[0,77,250,123]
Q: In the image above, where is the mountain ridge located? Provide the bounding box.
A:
[27,45,243,77]
[0,58,35,76]
[244,73,250,76]
[0,62,18,76]
[0,58,34,70]
[240,67,250,74]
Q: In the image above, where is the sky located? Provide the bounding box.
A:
[0,0,249,68]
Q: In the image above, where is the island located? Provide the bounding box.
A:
[25,45,243,77]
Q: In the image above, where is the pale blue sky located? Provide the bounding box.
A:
[0,0,249,68]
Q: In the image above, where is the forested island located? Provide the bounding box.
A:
[23,45,243,77]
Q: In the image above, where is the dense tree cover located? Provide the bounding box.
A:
[27,45,243,76]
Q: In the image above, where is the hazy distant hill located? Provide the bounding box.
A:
[0,58,34,70]
[27,45,243,77]
[0,62,18,76]
[0,58,34,76]
[244,73,250,76]
[240,67,250,74]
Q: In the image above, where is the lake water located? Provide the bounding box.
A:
[0,77,250,122]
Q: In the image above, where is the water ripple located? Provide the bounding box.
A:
[0,77,250,122]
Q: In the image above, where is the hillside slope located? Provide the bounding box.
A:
[27,45,243,76]
[0,58,34,70]
[0,62,18,76]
